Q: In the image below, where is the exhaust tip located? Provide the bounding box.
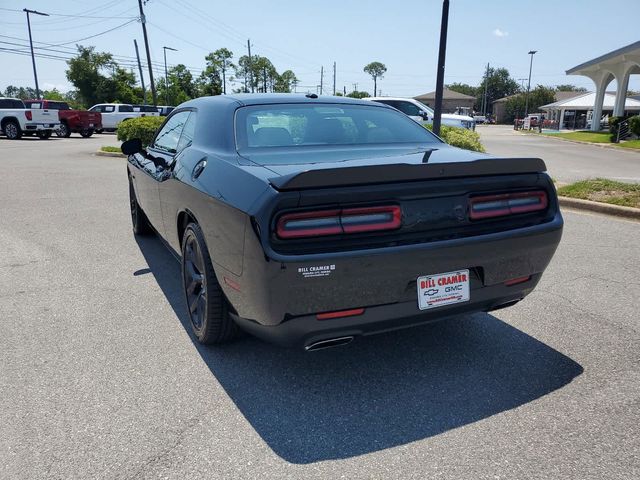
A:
[305,336,354,352]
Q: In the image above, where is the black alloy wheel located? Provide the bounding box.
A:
[80,128,94,138]
[181,223,238,344]
[128,177,152,235]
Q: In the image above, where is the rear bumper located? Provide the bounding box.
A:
[222,212,563,347]
[25,122,60,131]
[233,274,537,348]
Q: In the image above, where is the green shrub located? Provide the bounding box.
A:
[629,115,640,137]
[116,116,165,147]
[425,124,485,152]
[608,116,622,142]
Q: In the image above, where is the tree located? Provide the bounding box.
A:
[504,85,556,123]
[200,48,234,96]
[3,85,36,99]
[476,67,520,113]
[363,61,387,97]
[446,82,477,98]
[159,64,197,105]
[66,46,117,107]
[346,90,370,99]
[556,84,587,92]
[275,70,298,93]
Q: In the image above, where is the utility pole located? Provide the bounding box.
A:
[134,40,147,105]
[23,9,48,100]
[137,0,157,105]
[247,39,254,93]
[432,0,450,136]
[332,61,336,95]
[163,46,177,105]
[343,86,346,96]
[482,62,490,115]
[320,66,324,95]
[524,50,537,117]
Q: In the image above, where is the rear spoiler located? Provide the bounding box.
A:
[269,158,548,191]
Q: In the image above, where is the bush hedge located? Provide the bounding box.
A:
[116,116,165,147]
[425,124,485,152]
[629,115,640,137]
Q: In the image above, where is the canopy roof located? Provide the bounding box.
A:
[540,92,640,110]
[414,88,476,101]
[567,40,640,76]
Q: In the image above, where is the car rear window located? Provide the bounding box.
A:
[47,102,70,110]
[235,103,440,150]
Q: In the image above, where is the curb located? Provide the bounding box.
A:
[95,150,126,158]
[518,131,640,153]
[558,196,640,220]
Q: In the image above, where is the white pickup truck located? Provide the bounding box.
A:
[0,97,60,139]
[367,97,476,130]
[88,103,143,132]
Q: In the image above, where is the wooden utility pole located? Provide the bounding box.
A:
[332,62,336,95]
[320,66,324,95]
[247,39,254,93]
[482,62,490,115]
[137,0,157,105]
[133,40,147,105]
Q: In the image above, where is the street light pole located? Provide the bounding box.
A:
[163,46,177,106]
[524,50,537,117]
[23,8,49,100]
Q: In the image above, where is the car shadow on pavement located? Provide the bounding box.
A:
[136,235,583,464]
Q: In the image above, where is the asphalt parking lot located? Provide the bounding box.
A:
[478,125,640,184]
[1,135,639,479]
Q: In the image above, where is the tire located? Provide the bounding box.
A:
[95,129,104,134]
[79,128,94,138]
[181,223,238,344]
[128,177,152,235]
[56,122,71,138]
[37,130,52,140]
[3,120,22,140]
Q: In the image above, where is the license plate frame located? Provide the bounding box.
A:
[417,269,470,310]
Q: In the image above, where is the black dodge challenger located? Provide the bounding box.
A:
[123,94,562,350]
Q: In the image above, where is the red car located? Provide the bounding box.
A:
[23,100,102,138]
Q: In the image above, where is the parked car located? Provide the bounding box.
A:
[88,103,140,132]
[24,99,101,138]
[0,97,60,140]
[366,97,476,130]
[156,105,175,116]
[123,94,562,350]
[133,104,160,117]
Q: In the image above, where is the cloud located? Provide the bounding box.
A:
[493,28,509,38]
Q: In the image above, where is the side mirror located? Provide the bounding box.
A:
[121,138,143,155]
[420,111,430,121]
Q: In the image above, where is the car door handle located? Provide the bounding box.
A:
[192,159,207,180]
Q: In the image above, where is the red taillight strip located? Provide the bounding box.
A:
[24,111,32,121]
[316,308,365,320]
[504,275,531,286]
[470,191,548,220]
[276,205,401,239]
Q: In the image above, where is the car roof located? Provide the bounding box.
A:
[367,97,417,102]
[180,93,393,109]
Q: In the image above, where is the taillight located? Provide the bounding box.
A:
[25,111,32,121]
[469,191,548,220]
[276,205,401,239]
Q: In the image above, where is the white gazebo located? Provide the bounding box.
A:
[567,41,640,131]
[541,92,640,130]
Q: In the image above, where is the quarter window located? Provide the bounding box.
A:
[177,112,196,152]
[153,111,191,154]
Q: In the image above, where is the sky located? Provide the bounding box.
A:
[1,0,638,98]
